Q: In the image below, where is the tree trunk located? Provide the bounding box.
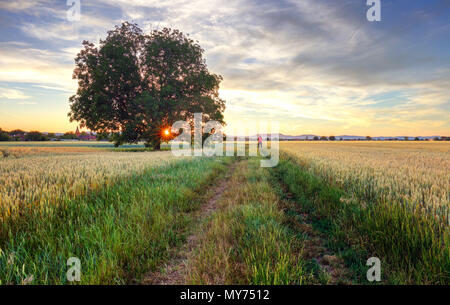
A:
[152,138,161,150]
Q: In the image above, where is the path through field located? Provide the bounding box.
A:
[141,157,352,285]
[141,160,239,284]
[2,143,447,284]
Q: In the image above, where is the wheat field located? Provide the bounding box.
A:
[280,141,450,224]
[0,147,176,220]
[0,143,225,284]
[0,141,448,284]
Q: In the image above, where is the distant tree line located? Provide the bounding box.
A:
[1,127,448,142]
[284,135,449,141]
[0,128,105,142]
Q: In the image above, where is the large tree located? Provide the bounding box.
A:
[69,22,225,148]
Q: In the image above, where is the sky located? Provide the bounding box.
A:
[0,0,449,136]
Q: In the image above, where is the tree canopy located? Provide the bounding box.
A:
[24,131,47,141]
[0,128,10,141]
[69,22,225,148]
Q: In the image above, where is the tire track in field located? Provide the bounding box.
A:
[141,160,239,285]
[276,179,352,284]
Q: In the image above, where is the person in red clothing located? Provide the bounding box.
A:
[258,135,263,149]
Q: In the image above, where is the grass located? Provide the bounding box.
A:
[186,159,306,285]
[0,157,232,284]
[280,141,450,221]
[1,140,448,285]
[0,150,176,220]
[275,152,449,284]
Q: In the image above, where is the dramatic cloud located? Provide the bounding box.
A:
[0,0,449,135]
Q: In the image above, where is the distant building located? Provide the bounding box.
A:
[75,126,96,141]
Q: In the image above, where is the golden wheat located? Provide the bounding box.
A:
[281,141,450,221]
[0,146,106,157]
[0,149,176,219]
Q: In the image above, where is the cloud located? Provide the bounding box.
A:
[0,0,449,134]
[0,87,30,99]
[0,43,76,92]
[0,1,46,12]
[17,101,37,105]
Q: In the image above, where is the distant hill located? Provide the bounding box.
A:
[238,134,443,141]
